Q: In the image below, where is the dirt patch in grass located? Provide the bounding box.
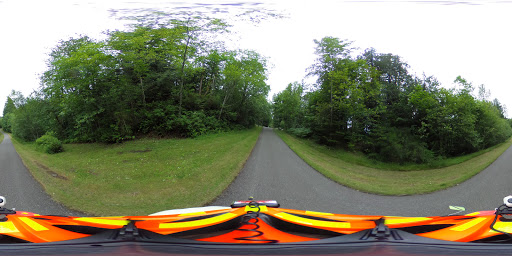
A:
[35,161,50,171]
[117,149,152,154]
[35,161,69,180]
[46,170,68,180]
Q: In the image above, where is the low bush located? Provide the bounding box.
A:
[375,127,435,164]
[36,134,63,154]
[288,127,313,138]
[169,111,225,138]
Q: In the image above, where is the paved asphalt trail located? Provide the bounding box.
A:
[0,131,83,216]
[212,127,512,216]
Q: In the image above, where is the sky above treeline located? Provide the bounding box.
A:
[1,0,511,117]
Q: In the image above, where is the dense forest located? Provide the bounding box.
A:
[1,17,510,164]
[273,37,512,163]
[1,18,272,143]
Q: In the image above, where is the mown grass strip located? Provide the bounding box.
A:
[0,131,4,143]
[12,127,261,216]
[275,130,512,195]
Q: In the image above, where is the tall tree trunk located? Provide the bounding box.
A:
[218,84,232,120]
[207,74,215,95]
[199,72,203,95]
[330,81,333,125]
[140,77,146,107]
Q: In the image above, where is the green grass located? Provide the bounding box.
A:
[0,131,4,143]
[12,127,261,216]
[275,130,512,195]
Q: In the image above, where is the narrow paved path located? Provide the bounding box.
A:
[212,127,512,216]
[0,131,82,216]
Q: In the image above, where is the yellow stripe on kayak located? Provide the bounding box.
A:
[245,205,268,212]
[450,217,486,232]
[0,222,18,233]
[159,213,238,229]
[491,222,512,233]
[19,217,48,231]
[74,218,130,226]
[274,212,350,229]
[305,211,333,216]
[384,217,431,225]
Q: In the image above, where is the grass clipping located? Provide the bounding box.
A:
[12,127,261,216]
[276,130,512,196]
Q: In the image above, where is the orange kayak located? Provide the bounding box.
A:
[1,200,511,244]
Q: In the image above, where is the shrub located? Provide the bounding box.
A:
[288,127,313,138]
[36,134,63,154]
[1,113,14,133]
[166,111,225,138]
[375,127,434,164]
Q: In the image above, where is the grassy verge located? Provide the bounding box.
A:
[275,130,512,195]
[0,131,4,143]
[12,127,261,216]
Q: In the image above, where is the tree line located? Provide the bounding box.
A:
[273,37,511,164]
[1,18,271,143]
[1,27,510,164]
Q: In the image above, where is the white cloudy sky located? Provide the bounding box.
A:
[1,0,511,116]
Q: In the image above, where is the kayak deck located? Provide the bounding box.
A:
[0,206,509,244]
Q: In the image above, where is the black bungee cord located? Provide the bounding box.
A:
[488,204,512,243]
[234,201,278,243]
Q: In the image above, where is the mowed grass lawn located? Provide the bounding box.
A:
[12,127,261,216]
[276,130,512,195]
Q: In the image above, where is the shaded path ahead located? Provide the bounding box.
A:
[211,127,512,216]
[0,131,82,215]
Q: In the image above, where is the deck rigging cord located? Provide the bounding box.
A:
[234,200,278,243]
[488,196,512,243]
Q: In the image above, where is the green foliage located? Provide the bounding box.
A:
[1,113,14,133]
[11,97,53,141]
[172,111,224,138]
[219,51,270,128]
[474,100,512,148]
[36,134,63,154]
[307,39,383,149]
[254,98,272,127]
[3,96,16,117]
[27,19,269,143]
[2,93,18,133]
[288,127,312,138]
[374,127,435,164]
[274,36,511,164]
[273,82,304,130]
[2,18,269,143]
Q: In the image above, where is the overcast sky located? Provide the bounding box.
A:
[1,0,511,117]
